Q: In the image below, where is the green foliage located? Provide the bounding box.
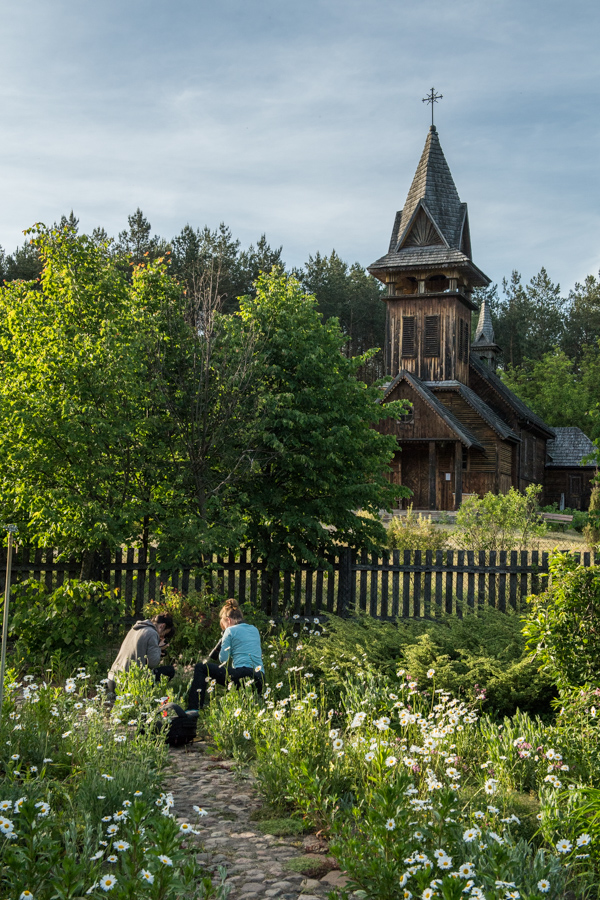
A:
[583,482,600,547]
[386,506,448,551]
[540,503,588,533]
[523,551,600,687]
[0,225,167,557]
[9,578,126,663]
[300,250,386,383]
[501,345,600,439]
[300,610,555,718]
[454,485,546,553]
[144,586,222,664]
[237,270,408,571]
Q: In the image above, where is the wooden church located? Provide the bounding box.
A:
[370,125,595,511]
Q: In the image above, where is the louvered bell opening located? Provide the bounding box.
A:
[424,315,440,357]
[401,316,416,358]
[458,319,464,362]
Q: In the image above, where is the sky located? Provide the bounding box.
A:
[1,0,599,292]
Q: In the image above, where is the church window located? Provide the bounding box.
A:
[401,316,416,357]
[424,315,440,357]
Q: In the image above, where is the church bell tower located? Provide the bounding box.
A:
[368,126,490,384]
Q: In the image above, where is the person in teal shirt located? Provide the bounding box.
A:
[186,598,264,711]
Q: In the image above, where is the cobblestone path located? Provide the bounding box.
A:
[166,742,352,900]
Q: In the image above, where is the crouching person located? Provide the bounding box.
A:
[186,599,264,712]
[107,613,176,695]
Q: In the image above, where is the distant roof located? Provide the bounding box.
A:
[368,127,490,287]
[473,294,497,347]
[425,381,519,442]
[469,354,555,438]
[546,427,597,468]
[381,370,484,450]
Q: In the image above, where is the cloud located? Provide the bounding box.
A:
[1,0,599,289]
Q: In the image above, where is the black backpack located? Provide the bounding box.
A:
[161,703,198,747]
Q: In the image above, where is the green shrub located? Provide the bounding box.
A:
[386,505,447,551]
[523,551,600,688]
[9,578,126,664]
[301,609,556,718]
[454,484,546,552]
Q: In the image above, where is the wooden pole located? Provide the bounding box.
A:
[454,442,463,509]
[428,441,436,509]
[0,526,17,722]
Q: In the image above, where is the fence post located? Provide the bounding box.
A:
[337,548,353,616]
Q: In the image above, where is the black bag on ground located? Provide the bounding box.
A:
[161,703,197,747]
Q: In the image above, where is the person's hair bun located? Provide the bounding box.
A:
[220,598,243,622]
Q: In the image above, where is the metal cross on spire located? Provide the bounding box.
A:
[422,87,443,127]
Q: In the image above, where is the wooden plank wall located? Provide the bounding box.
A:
[1,546,596,620]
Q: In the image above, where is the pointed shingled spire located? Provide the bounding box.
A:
[398,126,464,249]
[472,294,500,370]
[368,127,490,289]
[474,294,495,344]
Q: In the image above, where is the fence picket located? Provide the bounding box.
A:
[392,550,400,617]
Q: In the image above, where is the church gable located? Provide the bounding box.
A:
[399,204,446,250]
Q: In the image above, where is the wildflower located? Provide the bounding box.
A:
[99,875,117,891]
[351,711,367,728]
[115,840,130,851]
[11,754,19,761]
[107,824,119,835]
[375,716,391,731]
[556,838,572,854]
[29,766,38,774]
[180,822,196,833]
[537,881,550,893]
[333,738,344,750]
[133,790,142,796]
[422,890,435,900]
[385,756,397,767]
[107,855,118,863]
[141,870,154,884]
[43,758,53,764]
[577,833,591,847]
[385,818,396,830]
[113,810,128,820]
[158,854,173,865]
[101,774,114,781]
[427,669,435,678]
[365,751,375,762]
[463,828,480,842]
[484,778,498,795]
[487,806,499,814]
[276,682,283,689]
[243,730,251,740]
[34,802,50,817]
[0,817,15,835]
[458,863,474,878]
[122,800,132,808]
[193,806,208,816]
[437,857,452,870]
[102,816,112,822]
[19,893,34,900]
[0,801,12,811]
[233,708,242,717]
[90,850,104,861]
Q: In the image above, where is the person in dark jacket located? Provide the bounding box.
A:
[107,613,175,694]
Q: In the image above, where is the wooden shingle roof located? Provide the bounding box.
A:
[546,427,596,468]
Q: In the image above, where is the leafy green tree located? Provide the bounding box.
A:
[0,225,167,574]
[500,344,600,439]
[301,251,386,382]
[1,237,42,284]
[236,270,408,578]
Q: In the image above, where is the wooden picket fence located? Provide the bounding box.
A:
[1,545,597,619]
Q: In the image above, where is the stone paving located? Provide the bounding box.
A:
[166,741,353,900]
